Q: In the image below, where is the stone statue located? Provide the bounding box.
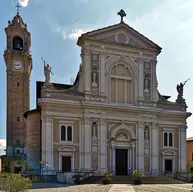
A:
[144,76,149,93]
[92,70,97,87]
[42,57,53,83]
[92,123,97,137]
[176,78,190,105]
[144,127,149,140]
[176,79,189,97]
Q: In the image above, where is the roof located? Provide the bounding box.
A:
[77,22,162,52]
[187,137,193,141]
[23,108,41,119]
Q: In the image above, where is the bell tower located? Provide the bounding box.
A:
[3,11,32,159]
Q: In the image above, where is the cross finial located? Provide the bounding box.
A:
[118,9,126,23]
[15,2,21,14]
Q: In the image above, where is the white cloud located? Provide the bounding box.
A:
[18,0,30,7]
[0,139,6,149]
[55,27,67,39]
[54,28,93,40]
[68,29,89,40]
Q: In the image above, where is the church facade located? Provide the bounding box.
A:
[3,10,191,175]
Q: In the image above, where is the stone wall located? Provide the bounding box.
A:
[26,110,41,171]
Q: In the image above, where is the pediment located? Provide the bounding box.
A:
[78,23,161,52]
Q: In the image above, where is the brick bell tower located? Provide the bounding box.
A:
[3,11,32,171]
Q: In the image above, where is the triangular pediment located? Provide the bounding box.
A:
[78,22,161,52]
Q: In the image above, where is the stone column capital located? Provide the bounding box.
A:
[81,47,90,56]
[100,118,107,126]
[138,59,144,65]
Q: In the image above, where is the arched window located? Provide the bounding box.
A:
[13,36,23,51]
[110,64,132,104]
[164,132,168,146]
[169,133,173,146]
[61,126,66,141]
[67,126,72,141]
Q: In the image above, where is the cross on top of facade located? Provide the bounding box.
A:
[117,9,126,23]
[15,2,21,14]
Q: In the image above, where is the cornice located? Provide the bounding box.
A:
[38,98,191,119]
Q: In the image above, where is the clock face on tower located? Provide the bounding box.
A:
[12,60,23,70]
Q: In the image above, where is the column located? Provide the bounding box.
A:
[127,148,131,174]
[112,146,115,175]
[138,59,144,101]
[99,119,107,174]
[137,121,144,171]
[45,116,53,169]
[152,60,158,101]
[151,123,159,175]
[84,118,91,170]
[82,48,91,94]
[79,120,83,169]
[41,114,53,169]
[178,126,181,172]
[132,148,135,170]
[100,52,106,96]
[180,125,186,172]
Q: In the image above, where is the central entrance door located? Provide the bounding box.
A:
[116,149,128,175]
[165,159,172,172]
[62,156,71,172]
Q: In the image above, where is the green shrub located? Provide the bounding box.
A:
[102,171,112,185]
[0,173,32,192]
[132,169,144,181]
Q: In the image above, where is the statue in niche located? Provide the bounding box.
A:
[92,70,97,87]
[144,126,149,145]
[92,122,97,143]
[144,75,150,93]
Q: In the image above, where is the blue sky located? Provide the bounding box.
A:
[0,0,193,155]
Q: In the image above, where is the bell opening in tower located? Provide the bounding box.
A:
[13,36,23,51]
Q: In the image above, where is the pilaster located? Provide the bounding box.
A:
[152,60,158,101]
[41,113,53,168]
[99,118,107,174]
[138,59,144,101]
[82,48,91,95]
[151,123,159,175]
[180,125,187,172]
[84,117,91,170]
[100,52,106,96]
[137,121,144,171]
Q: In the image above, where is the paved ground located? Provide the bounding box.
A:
[31,183,112,192]
[31,183,193,192]
[109,184,135,192]
[133,184,193,192]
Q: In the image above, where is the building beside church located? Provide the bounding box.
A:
[2,10,191,175]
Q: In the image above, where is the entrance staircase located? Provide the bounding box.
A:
[80,175,185,184]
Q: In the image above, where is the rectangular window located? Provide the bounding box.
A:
[192,153,193,161]
[17,82,19,87]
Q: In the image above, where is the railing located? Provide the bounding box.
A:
[28,169,95,183]
[164,171,191,183]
